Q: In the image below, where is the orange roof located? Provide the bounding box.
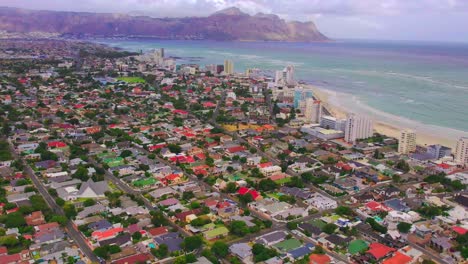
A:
[309,254,331,264]
[382,252,412,264]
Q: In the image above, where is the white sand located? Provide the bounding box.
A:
[304,84,468,149]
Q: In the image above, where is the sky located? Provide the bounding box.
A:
[2,0,468,42]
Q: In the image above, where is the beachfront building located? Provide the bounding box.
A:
[224,59,234,75]
[301,98,322,124]
[455,137,468,167]
[398,129,417,154]
[427,144,451,159]
[344,114,373,144]
[293,87,314,108]
[320,115,346,131]
[275,65,295,86]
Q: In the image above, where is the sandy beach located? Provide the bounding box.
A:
[305,84,467,149]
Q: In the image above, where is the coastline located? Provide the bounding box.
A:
[305,84,467,149]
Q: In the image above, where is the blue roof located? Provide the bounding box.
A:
[288,246,312,259]
[384,198,410,212]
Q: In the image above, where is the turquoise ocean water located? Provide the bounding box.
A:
[95,39,468,134]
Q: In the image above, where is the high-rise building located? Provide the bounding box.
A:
[344,114,373,143]
[455,137,468,166]
[302,98,322,124]
[275,65,295,86]
[398,129,417,154]
[216,65,224,74]
[427,144,451,159]
[293,87,314,108]
[224,60,234,75]
[160,48,165,58]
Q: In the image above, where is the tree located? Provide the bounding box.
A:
[229,220,250,236]
[287,222,298,230]
[132,231,142,241]
[120,150,132,158]
[225,182,238,193]
[335,206,353,216]
[83,198,96,207]
[168,144,182,154]
[0,212,26,228]
[72,166,89,181]
[63,204,77,219]
[151,244,168,259]
[55,197,65,206]
[322,223,338,234]
[238,193,254,205]
[183,236,203,251]
[50,215,68,226]
[252,243,278,262]
[211,241,229,258]
[397,222,412,233]
[286,176,304,188]
[258,179,278,191]
[366,218,387,234]
[395,160,410,173]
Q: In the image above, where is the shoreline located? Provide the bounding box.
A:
[305,84,467,149]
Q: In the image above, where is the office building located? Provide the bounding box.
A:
[344,114,373,144]
[455,137,468,166]
[398,129,417,154]
[224,60,234,75]
[216,65,224,74]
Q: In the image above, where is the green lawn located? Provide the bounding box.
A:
[117,76,146,84]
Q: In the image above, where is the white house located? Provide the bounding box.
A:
[305,193,338,210]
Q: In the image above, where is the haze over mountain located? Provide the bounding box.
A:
[0,6,328,42]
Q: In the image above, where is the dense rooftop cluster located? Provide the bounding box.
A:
[0,40,466,264]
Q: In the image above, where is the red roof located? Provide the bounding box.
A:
[238,187,250,195]
[366,201,391,212]
[148,226,168,237]
[165,174,181,181]
[173,109,189,115]
[452,226,468,235]
[258,162,273,168]
[249,190,260,200]
[437,163,452,169]
[309,254,331,264]
[47,141,66,148]
[203,102,216,108]
[149,144,167,151]
[74,104,85,109]
[0,246,7,255]
[382,252,412,264]
[92,227,123,241]
[367,243,395,260]
[112,253,151,264]
[227,146,246,153]
[0,253,21,264]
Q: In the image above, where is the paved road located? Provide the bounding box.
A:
[5,138,99,263]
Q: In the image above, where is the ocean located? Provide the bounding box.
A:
[95,39,468,138]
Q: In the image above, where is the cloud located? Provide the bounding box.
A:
[3,0,468,19]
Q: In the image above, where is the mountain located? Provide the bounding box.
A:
[0,6,329,42]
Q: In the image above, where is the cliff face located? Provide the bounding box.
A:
[0,7,329,42]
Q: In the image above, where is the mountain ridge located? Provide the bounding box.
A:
[0,6,329,42]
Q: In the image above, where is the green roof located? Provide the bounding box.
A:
[348,240,368,255]
[273,239,302,252]
[204,226,229,239]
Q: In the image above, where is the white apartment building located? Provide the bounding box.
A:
[260,165,282,177]
[398,129,417,154]
[455,137,468,167]
[344,114,373,144]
